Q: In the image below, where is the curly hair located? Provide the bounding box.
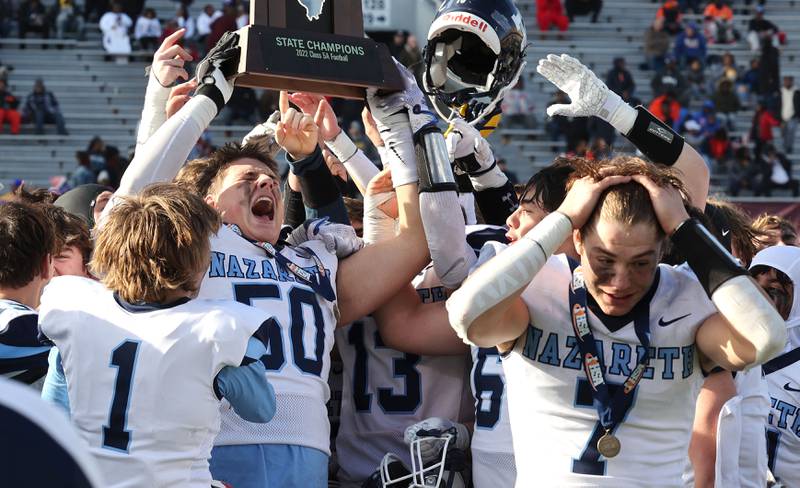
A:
[175,142,279,197]
[91,183,221,303]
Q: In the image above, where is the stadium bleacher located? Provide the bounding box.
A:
[0,0,799,195]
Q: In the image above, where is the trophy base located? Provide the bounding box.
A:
[235,24,403,100]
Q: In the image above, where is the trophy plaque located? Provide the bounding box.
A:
[234,0,404,99]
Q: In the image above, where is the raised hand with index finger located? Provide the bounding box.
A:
[287,92,341,142]
[276,91,319,160]
[151,28,193,87]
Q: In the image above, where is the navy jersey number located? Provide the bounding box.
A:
[233,283,325,376]
[348,322,422,413]
[572,378,637,475]
[102,340,140,452]
[472,347,504,429]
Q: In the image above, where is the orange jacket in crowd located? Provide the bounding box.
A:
[649,94,682,124]
[704,3,733,21]
[656,1,681,21]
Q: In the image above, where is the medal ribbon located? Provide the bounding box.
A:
[228,224,336,302]
[568,261,651,435]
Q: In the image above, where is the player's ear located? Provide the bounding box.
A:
[41,254,54,282]
[573,229,584,256]
[204,194,218,209]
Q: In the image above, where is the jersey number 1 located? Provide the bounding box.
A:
[102,340,140,452]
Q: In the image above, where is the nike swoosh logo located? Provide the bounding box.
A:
[722,229,730,236]
[658,313,691,326]
[785,382,800,392]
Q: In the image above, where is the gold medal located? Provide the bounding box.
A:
[597,432,621,458]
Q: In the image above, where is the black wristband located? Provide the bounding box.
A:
[626,106,685,166]
[196,83,225,114]
[454,171,474,194]
[670,218,747,296]
[474,180,518,225]
[290,148,342,209]
[415,126,457,193]
[283,185,306,229]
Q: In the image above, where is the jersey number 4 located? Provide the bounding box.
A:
[234,284,326,376]
[102,340,141,452]
[348,321,422,413]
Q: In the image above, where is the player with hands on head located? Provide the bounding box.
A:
[447,157,786,485]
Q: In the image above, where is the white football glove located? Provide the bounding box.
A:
[446,118,494,171]
[367,60,438,136]
[536,54,636,134]
[403,417,470,465]
[242,110,282,159]
[286,218,364,259]
[366,60,437,187]
[446,117,506,191]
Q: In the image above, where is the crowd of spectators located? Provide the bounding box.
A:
[539,0,798,196]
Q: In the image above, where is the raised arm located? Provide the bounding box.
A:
[633,175,785,370]
[135,28,193,154]
[538,54,709,209]
[333,64,434,324]
[113,32,240,202]
[447,174,631,347]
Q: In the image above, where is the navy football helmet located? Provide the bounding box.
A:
[423,0,527,124]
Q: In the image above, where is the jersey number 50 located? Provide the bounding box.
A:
[234,283,326,376]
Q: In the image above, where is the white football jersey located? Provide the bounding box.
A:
[0,298,50,386]
[496,245,717,487]
[470,346,516,488]
[335,265,473,485]
[199,225,339,454]
[38,276,268,488]
[682,367,769,488]
[764,347,800,487]
[466,226,517,488]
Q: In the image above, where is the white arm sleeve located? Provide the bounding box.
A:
[326,131,379,196]
[100,95,217,225]
[710,275,788,366]
[420,191,475,289]
[446,212,572,345]
[135,72,170,153]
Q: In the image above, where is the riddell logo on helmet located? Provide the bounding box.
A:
[442,12,488,32]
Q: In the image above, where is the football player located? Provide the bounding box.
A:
[750,245,800,487]
[100,33,433,487]
[447,154,785,486]
[39,183,277,487]
[0,201,56,385]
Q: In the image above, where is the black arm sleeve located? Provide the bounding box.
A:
[474,180,518,225]
[282,184,306,229]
